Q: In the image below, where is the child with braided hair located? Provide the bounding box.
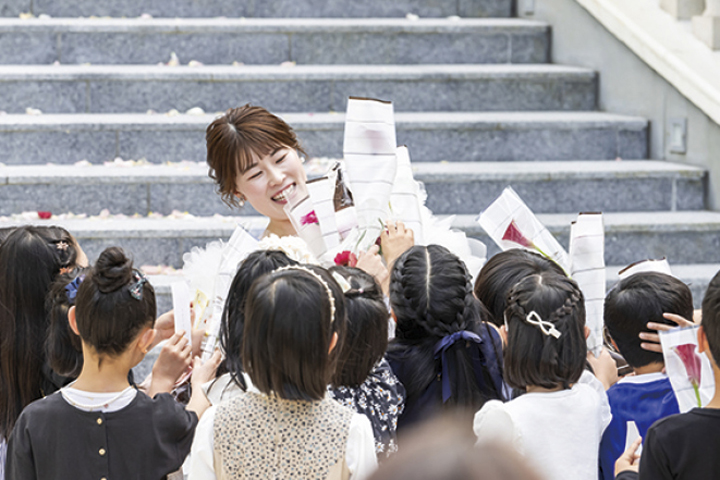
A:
[473,272,615,480]
[385,245,504,433]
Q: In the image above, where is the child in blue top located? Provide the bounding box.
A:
[599,272,690,480]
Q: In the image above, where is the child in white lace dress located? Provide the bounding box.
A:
[473,272,615,480]
[189,265,377,480]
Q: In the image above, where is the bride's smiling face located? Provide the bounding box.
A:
[235,146,308,222]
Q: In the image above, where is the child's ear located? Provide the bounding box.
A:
[584,326,590,340]
[137,328,157,355]
[68,306,80,336]
[328,332,338,354]
[698,326,714,364]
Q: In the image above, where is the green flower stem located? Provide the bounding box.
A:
[693,383,702,408]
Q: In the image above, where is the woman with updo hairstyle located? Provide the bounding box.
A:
[385,245,504,433]
[0,225,85,474]
[474,248,566,328]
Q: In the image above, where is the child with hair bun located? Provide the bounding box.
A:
[474,273,615,480]
[6,247,219,480]
[385,245,504,432]
[328,266,405,460]
[189,265,377,479]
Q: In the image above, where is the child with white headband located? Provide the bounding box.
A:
[473,272,616,480]
[188,264,377,480]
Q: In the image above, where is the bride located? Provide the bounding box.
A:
[204,104,413,288]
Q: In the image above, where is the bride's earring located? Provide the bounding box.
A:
[235,192,246,207]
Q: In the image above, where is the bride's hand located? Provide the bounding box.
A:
[356,245,390,295]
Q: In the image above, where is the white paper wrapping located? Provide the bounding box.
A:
[202,224,259,360]
[343,97,398,252]
[569,213,606,356]
[283,194,327,259]
[390,146,424,245]
[660,325,716,412]
[171,281,192,346]
[618,258,673,280]
[306,176,341,250]
[476,186,570,273]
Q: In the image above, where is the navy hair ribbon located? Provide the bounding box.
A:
[433,330,483,403]
[64,274,85,302]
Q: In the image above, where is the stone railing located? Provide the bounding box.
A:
[662,0,720,48]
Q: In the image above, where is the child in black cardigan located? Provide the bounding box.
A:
[6,246,220,480]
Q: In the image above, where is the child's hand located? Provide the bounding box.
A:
[615,437,642,475]
[152,310,175,347]
[149,331,193,396]
[587,347,618,390]
[356,245,390,295]
[640,313,696,353]
[380,220,414,268]
[191,328,206,358]
[190,349,223,390]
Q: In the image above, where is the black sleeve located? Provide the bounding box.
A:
[5,415,38,480]
[638,424,674,480]
[153,393,199,461]
[615,471,638,480]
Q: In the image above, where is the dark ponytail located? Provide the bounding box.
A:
[75,247,156,358]
[388,245,504,410]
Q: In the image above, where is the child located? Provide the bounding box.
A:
[5,247,218,480]
[599,272,689,480]
[206,249,298,404]
[385,245,504,432]
[616,269,720,479]
[474,273,614,480]
[474,248,566,327]
[189,265,377,479]
[0,226,84,476]
[328,266,406,460]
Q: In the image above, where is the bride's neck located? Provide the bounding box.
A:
[265,219,297,238]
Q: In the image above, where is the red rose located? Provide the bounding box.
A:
[334,250,358,267]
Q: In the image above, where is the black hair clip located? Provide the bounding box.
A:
[129,270,148,301]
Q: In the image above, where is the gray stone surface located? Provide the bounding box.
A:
[0,81,86,113]
[0,32,57,64]
[0,184,147,215]
[30,0,511,17]
[59,32,289,66]
[0,130,117,164]
[0,19,549,65]
[0,112,650,164]
[3,161,702,216]
[0,65,597,113]
[0,0,28,16]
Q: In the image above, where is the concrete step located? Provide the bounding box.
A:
[2,211,720,268]
[0,64,598,114]
[0,18,549,65]
[0,161,704,217]
[0,111,648,165]
[1,0,511,19]
[149,263,720,314]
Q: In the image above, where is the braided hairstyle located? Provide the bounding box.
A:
[0,225,83,439]
[503,273,586,390]
[387,245,503,410]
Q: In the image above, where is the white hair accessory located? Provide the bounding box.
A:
[331,271,352,294]
[274,265,336,323]
[525,311,562,339]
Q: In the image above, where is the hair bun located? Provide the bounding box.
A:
[93,247,133,294]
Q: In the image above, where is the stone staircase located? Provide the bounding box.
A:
[0,0,717,312]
